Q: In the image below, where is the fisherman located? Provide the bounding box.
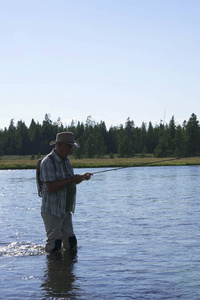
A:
[40,131,92,253]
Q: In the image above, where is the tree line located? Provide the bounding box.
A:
[0,113,199,158]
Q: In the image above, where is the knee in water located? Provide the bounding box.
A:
[69,235,77,249]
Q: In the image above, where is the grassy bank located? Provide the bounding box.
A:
[0,155,200,170]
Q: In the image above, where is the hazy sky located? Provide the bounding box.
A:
[0,0,199,130]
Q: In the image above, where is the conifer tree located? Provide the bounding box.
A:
[185,113,200,156]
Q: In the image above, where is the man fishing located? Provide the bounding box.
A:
[40,131,92,254]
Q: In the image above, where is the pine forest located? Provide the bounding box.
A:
[0,113,200,158]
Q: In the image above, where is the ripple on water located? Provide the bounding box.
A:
[0,242,46,257]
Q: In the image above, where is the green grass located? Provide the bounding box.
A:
[0,155,200,169]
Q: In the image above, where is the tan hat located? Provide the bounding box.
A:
[49,131,80,148]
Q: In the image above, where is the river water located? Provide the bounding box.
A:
[0,166,200,299]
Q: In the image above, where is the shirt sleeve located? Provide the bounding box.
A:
[41,156,56,183]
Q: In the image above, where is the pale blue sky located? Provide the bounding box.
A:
[0,0,199,130]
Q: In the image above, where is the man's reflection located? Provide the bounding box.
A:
[41,250,80,299]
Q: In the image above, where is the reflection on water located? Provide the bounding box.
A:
[41,250,79,299]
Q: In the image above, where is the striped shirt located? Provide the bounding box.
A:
[40,149,76,218]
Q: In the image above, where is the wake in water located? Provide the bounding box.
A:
[0,242,46,257]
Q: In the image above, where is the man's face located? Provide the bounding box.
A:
[59,143,73,158]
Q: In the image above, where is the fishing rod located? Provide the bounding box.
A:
[92,156,187,175]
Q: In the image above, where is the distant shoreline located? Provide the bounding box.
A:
[0,155,200,170]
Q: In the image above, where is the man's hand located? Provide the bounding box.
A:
[71,172,93,184]
[82,172,93,180]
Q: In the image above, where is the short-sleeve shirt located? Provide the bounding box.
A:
[40,149,76,218]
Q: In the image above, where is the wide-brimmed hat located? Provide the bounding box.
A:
[49,131,80,148]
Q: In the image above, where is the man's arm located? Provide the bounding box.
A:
[45,177,73,193]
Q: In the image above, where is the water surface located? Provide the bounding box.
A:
[0,166,200,299]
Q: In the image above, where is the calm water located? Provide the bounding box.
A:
[0,166,200,299]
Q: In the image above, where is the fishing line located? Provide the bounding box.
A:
[92,157,186,175]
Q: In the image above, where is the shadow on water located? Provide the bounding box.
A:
[41,249,80,299]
